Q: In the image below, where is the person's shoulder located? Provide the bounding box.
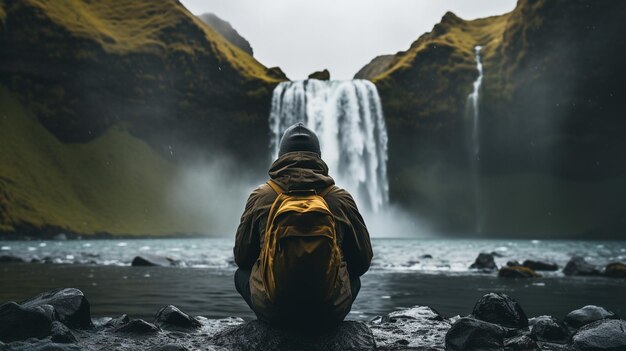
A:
[325,186,358,207]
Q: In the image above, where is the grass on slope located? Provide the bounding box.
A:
[372,12,510,82]
[0,87,206,236]
[19,0,280,83]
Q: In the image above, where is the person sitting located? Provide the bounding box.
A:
[233,122,373,329]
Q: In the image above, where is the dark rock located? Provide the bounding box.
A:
[491,251,505,258]
[21,288,92,329]
[212,320,375,351]
[507,260,522,267]
[565,305,617,329]
[0,255,24,263]
[420,254,433,259]
[504,334,540,351]
[523,260,559,271]
[604,262,626,278]
[499,266,541,278]
[50,321,76,343]
[104,314,130,328]
[563,256,601,276]
[368,306,451,349]
[471,293,529,328]
[0,302,53,342]
[570,319,626,350]
[530,316,569,343]
[308,69,331,81]
[53,233,67,241]
[470,253,498,271]
[131,255,174,267]
[154,305,200,331]
[8,341,82,350]
[266,67,288,81]
[115,319,159,335]
[445,317,505,351]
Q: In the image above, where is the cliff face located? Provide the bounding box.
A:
[198,13,254,56]
[359,0,626,237]
[0,0,285,237]
[0,0,284,165]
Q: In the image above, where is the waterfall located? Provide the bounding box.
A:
[467,45,484,233]
[268,79,389,212]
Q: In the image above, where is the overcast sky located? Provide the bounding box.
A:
[181,0,517,80]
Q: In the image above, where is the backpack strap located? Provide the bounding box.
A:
[266,180,284,195]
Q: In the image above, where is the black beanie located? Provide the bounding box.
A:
[278,122,321,157]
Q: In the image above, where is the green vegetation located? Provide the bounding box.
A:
[16,0,279,83]
[0,87,207,236]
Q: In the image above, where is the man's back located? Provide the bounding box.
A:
[234,124,372,323]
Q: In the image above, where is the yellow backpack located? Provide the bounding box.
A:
[258,180,342,308]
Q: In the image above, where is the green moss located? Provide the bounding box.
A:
[0,87,209,236]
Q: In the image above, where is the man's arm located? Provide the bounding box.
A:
[233,188,262,270]
[336,189,373,277]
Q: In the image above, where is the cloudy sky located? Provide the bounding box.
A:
[181,0,517,80]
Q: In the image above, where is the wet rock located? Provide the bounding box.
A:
[21,288,92,329]
[563,256,601,276]
[470,253,497,271]
[104,314,130,328]
[0,302,53,342]
[0,255,24,263]
[7,341,82,350]
[491,251,505,258]
[445,317,505,351]
[522,260,558,271]
[308,69,330,81]
[565,305,617,329]
[471,293,528,329]
[212,320,375,351]
[154,305,200,331]
[420,254,433,259]
[504,333,540,351]
[50,321,76,343]
[604,262,626,278]
[570,319,626,350]
[115,319,160,334]
[131,255,174,267]
[369,306,451,349]
[499,266,541,278]
[150,344,189,351]
[507,260,522,267]
[530,316,569,343]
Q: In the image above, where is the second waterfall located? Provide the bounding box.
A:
[268,79,389,212]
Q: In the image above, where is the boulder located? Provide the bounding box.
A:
[154,305,200,331]
[498,266,541,278]
[0,255,24,263]
[522,260,559,271]
[570,319,626,350]
[50,321,76,343]
[21,288,92,329]
[563,256,601,276]
[504,333,540,350]
[471,293,528,329]
[420,254,433,259]
[211,320,375,351]
[131,255,174,267]
[150,345,189,351]
[507,260,522,267]
[445,317,505,351]
[0,302,54,342]
[470,253,498,271]
[266,67,288,81]
[114,319,159,334]
[604,262,626,278]
[530,315,569,343]
[308,69,330,81]
[565,305,617,329]
[368,306,451,349]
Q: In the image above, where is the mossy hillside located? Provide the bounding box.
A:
[0,87,209,236]
[0,0,286,168]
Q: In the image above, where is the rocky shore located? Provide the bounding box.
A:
[1,288,625,350]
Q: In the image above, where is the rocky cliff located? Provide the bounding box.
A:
[0,0,286,237]
[198,13,254,56]
[359,0,626,237]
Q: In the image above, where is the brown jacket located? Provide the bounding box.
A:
[234,151,373,322]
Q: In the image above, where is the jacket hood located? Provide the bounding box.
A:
[268,151,335,191]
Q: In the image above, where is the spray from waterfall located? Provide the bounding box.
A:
[268,79,389,213]
[468,45,484,233]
